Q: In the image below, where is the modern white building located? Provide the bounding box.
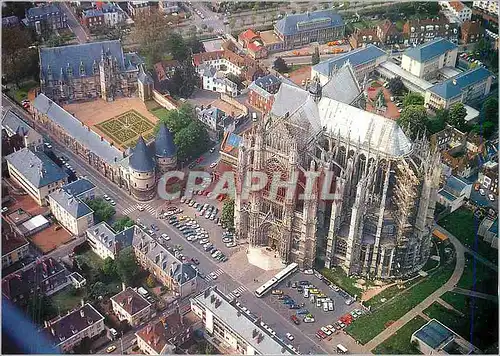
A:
[200,65,239,97]
[437,175,472,212]
[191,286,298,355]
[425,66,494,110]
[401,38,458,79]
[440,1,472,23]
[48,189,94,236]
[5,148,67,206]
[86,222,135,260]
[44,303,105,353]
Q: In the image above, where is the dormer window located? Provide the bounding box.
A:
[93,61,99,74]
[79,61,85,76]
[47,65,52,77]
[67,66,73,76]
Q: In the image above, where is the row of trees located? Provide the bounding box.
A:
[84,198,116,223]
[2,26,39,86]
[154,103,210,162]
[220,198,235,231]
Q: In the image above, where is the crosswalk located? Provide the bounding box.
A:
[122,204,156,216]
[205,268,224,281]
[226,285,248,300]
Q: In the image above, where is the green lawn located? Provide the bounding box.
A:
[457,254,498,295]
[8,80,38,103]
[365,276,424,310]
[424,296,499,352]
[372,316,426,354]
[438,207,498,265]
[320,267,362,297]
[51,287,87,314]
[345,243,456,344]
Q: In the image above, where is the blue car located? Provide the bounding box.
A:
[296,309,309,315]
[289,304,299,309]
[283,299,294,305]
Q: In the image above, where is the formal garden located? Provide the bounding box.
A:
[96,110,155,148]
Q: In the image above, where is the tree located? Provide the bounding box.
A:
[174,120,211,161]
[89,281,109,300]
[397,105,428,139]
[26,295,57,325]
[84,198,115,223]
[273,57,289,73]
[448,102,467,130]
[115,247,139,286]
[221,198,235,231]
[134,11,170,64]
[101,257,118,281]
[73,336,93,354]
[166,33,190,62]
[166,62,198,99]
[186,34,205,54]
[388,76,405,96]
[311,47,320,65]
[2,26,38,86]
[472,120,496,139]
[481,97,498,123]
[402,92,424,107]
[112,216,135,232]
[226,72,243,90]
[2,2,31,18]
[426,108,448,134]
[146,274,155,288]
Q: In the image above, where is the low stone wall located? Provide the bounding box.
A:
[152,90,178,110]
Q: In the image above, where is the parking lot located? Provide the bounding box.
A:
[259,271,366,346]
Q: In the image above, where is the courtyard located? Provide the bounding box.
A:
[63,98,160,150]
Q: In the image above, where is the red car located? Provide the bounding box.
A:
[290,315,300,325]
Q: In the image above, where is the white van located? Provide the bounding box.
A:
[323,301,329,312]
[304,288,309,298]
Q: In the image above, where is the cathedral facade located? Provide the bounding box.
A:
[234,64,441,279]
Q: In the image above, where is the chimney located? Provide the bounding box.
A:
[147,324,153,334]
[127,296,133,305]
[452,79,457,85]
[210,295,215,304]
[44,320,49,328]
[80,309,85,318]
[81,299,85,308]
[252,329,258,338]
[122,282,126,292]
[50,328,55,336]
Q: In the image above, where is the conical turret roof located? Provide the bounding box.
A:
[155,123,177,158]
[129,136,155,172]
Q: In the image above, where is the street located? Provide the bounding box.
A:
[60,2,88,43]
[2,94,331,354]
[188,2,227,35]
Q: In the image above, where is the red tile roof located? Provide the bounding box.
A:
[449,1,465,12]
[136,313,187,353]
[239,29,259,43]
[111,287,150,316]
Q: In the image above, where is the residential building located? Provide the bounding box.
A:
[86,222,135,260]
[238,29,269,59]
[61,178,97,200]
[1,109,44,154]
[39,40,145,102]
[111,287,151,327]
[218,132,243,172]
[235,65,440,276]
[133,229,198,298]
[376,20,404,46]
[274,9,345,50]
[5,148,67,206]
[437,175,472,212]
[69,272,87,289]
[461,20,485,43]
[153,60,181,93]
[48,189,94,236]
[193,48,266,83]
[440,1,472,23]
[81,8,104,28]
[473,1,499,16]
[100,3,125,27]
[425,67,493,111]
[26,4,67,35]
[478,217,498,249]
[200,65,239,97]
[159,1,180,15]
[196,105,235,140]
[247,74,281,114]
[44,303,105,353]
[349,28,380,49]
[403,17,459,45]
[2,257,71,304]
[411,319,481,354]
[479,160,498,195]
[191,286,298,355]
[128,1,152,18]
[401,38,458,79]
[2,15,20,28]
[311,44,388,84]
[430,124,467,152]
[1,218,30,268]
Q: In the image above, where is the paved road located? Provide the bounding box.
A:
[60,2,88,43]
[189,2,227,35]
[2,93,329,354]
[451,287,499,302]
[362,228,466,352]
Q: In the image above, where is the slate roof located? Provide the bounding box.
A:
[2,16,20,27]
[87,222,136,254]
[138,65,154,85]
[254,74,281,91]
[275,9,344,36]
[403,38,457,62]
[413,319,454,349]
[428,67,493,99]
[155,123,177,158]
[111,287,151,316]
[61,178,96,198]
[27,4,61,18]
[1,109,43,143]
[32,94,125,165]
[39,40,125,81]
[5,148,67,188]
[44,304,104,346]
[445,175,468,193]
[133,229,197,285]
[49,190,93,219]
[129,136,156,172]
[312,44,387,77]
[192,287,296,355]
[321,63,362,104]
[439,189,457,201]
